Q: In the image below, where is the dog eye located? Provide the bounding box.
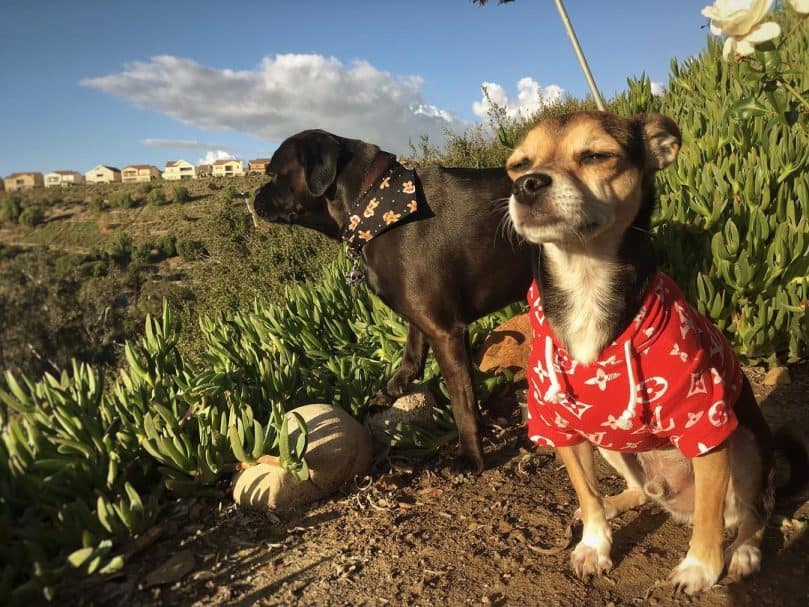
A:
[580,152,614,165]
[507,158,530,172]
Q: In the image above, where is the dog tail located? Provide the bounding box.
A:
[775,427,809,502]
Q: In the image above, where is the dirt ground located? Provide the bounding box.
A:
[76,362,809,607]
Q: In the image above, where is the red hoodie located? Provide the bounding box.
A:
[525,272,742,458]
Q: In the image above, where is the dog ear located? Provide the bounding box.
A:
[298,131,341,197]
[638,114,681,170]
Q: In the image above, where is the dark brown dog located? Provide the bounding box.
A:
[252,130,533,471]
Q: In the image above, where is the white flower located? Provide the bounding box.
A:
[786,0,809,15]
[701,0,782,59]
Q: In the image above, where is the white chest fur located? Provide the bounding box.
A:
[542,243,619,365]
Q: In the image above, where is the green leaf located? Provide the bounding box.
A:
[66,546,95,569]
[725,96,770,121]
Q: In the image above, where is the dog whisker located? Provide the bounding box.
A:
[495,205,524,249]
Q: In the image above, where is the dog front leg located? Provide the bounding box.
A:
[429,329,483,472]
[371,324,429,408]
[670,443,730,594]
[557,443,613,578]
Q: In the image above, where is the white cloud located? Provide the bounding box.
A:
[650,81,666,96]
[81,54,464,155]
[473,77,565,121]
[140,138,230,151]
[197,150,236,165]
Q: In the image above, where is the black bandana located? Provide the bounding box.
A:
[342,160,421,252]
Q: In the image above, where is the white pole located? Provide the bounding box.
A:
[554,0,606,111]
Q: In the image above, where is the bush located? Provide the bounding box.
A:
[133,241,152,262]
[173,186,190,203]
[223,184,239,200]
[157,234,177,258]
[146,189,168,206]
[109,191,134,209]
[19,205,45,227]
[89,195,107,212]
[1,196,23,224]
[109,232,133,266]
[176,238,207,261]
[137,182,154,195]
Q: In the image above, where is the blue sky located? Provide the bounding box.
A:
[0,0,713,175]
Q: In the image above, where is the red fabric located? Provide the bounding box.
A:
[526,272,742,458]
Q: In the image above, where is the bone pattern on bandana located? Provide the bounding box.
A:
[343,161,420,252]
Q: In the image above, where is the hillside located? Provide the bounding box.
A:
[0,177,338,379]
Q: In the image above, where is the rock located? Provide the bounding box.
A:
[367,388,437,438]
[232,404,372,513]
[763,366,791,386]
[477,313,531,381]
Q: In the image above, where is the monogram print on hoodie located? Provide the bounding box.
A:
[525,272,743,458]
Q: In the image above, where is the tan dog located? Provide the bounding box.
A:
[506,111,804,594]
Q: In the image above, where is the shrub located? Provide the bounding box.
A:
[133,241,153,262]
[109,232,133,266]
[109,191,134,209]
[45,192,63,206]
[157,234,177,258]
[223,184,239,200]
[89,195,107,212]
[146,189,168,206]
[1,195,23,224]
[176,238,207,261]
[18,205,45,227]
[173,186,190,203]
[137,182,154,195]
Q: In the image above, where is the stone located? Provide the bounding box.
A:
[763,366,791,386]
[367,388,437,438]
[477,313,531,381]
[232,404,372,513]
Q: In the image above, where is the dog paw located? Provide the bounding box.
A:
[570,538,612,579]
[669,555,721,595]
[452,451,484,475]
[369,389,394,410]
[726,544,761,578]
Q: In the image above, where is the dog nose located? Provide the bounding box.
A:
[513,173,552,203]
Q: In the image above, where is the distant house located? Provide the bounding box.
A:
[163,160,196,181]
[122,164,161,183]
[247,158,271,175]
[212,159,244,177]
[3,172,44,191]
[85,165,122,184]
[196,164,213,178]
[45,170,85,188]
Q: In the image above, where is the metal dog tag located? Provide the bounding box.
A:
[345,264,367,286]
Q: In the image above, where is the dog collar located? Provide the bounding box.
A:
[342,154,421,254]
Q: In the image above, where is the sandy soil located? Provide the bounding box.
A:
[75,362,809,607]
